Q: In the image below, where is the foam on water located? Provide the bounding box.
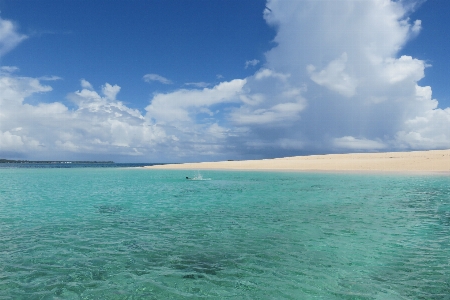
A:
[186,171,211,181]
[0,168,449,299]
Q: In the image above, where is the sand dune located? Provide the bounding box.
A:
[145,149,450,173]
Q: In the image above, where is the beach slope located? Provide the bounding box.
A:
[145,150,450,172]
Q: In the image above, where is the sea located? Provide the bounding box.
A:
[0,163,449,299]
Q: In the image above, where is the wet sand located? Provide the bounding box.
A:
[145,149,450,173]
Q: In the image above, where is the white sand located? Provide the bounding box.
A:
[145,149,450,173]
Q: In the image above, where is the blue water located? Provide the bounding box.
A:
[0,167,449,299]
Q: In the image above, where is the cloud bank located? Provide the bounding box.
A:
[1,1,449,162]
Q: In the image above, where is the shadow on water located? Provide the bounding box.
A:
[171,253,224,279]
[95,205,124,214]
[122,243,229,279]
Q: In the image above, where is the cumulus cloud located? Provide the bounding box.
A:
[252,0,450,153]
[0,74,171,160]
[382,55,425,84]
[0,73,248,161]
[143,73,173,84]
[395,86,450,149]
[144,0,449,156]
[145,79,246,123]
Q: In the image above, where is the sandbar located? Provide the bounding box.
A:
[145,149,450,173]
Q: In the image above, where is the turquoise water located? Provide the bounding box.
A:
[0,168,449,299]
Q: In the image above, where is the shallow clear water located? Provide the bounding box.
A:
[0,168,449,299]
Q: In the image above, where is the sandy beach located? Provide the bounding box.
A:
[145,149,450,173]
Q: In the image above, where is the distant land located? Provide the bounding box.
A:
[0,159,114,164]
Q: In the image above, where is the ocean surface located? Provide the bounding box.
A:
[0,166,449,299]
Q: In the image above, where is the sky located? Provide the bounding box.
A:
[0,0,449,163]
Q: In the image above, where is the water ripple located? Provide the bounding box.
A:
[0,169,449,298]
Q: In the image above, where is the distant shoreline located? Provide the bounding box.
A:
[144,149,450,173]
[0,159,114,164]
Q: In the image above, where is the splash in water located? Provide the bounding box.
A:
[186,171,211,181]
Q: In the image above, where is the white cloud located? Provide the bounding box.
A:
[396,86,450,149]
[0,130,24,151]
[0,66,19,73]
[254,68,289,81]
[307,52,357,97]
[102,83,120,100]
[230,102,305,125]
[333,136,387,151]
[145,79,246,123]
[0,73,247,161]
[382,55,425,84]
[228,68,306,126]
[245,59,260,69]
[411,19,422,35]
[0,76,52,105]
[81,79,93,90]
[38,75,62,81]
[184,82,210,88]
[143,73,173,84]
[0,75,171,160]
[0,16,27,57]
[253,0,450,153]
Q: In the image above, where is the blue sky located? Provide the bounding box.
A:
[1,0,274,109]
[399,0,450,108]
[0,0,449,162]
